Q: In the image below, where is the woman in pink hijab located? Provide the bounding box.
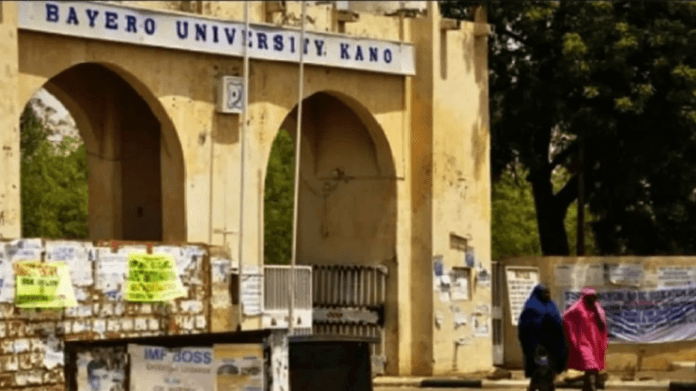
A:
[562,287,608,391]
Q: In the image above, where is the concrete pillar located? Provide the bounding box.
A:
[409,0,439,376]
[0,2,21,239]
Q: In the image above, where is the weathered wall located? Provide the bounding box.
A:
[0,238,232,390]
[502,256,696,372]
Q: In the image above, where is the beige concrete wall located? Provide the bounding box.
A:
[502,256,696,372]
[409,3,493,376]
[0,0,493,377]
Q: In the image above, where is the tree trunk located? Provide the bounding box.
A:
[530,175,571,255]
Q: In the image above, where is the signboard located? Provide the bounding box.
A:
[14,261,77,308]
[605,263,643,286]
[128,345,215,391]
[564,286,696,343]
[505,266,539,326]
[657,266,696,288]
[214,344,265,391]
[19,1,416,76]
[125,253,186,302]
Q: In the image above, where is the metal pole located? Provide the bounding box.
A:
[238,0,250,330]
[289,0,307,336]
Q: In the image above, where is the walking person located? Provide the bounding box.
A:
[518,284,568,391]
[562,287,609,391]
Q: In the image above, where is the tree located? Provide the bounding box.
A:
[20,104,89,239]
[442,1,696,255]
[264,129,295,264]
[492,162,596,259]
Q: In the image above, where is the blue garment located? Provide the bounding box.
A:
[518,284,567,378]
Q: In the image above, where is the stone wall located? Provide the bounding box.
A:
[0,238,235,390]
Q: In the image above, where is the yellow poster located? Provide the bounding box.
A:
[214,344,264,391]
[125,253,186,302]
[14,261,77,308]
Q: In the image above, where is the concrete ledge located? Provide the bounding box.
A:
[671,361,696,371]
[374,377,694,389]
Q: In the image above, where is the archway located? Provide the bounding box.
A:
[20,63,186,242]
[263,91,398,374]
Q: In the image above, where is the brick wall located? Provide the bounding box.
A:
[0,239,234,390]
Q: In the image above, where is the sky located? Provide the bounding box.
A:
[34,88,70,120]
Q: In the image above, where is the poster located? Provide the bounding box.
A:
[129,345,214,391]
[564,286,696,343]
[505,266,539,326]
[76,347,128,391]
[241,271,263,316]
[554,264,573,287]
[657,266,696,288]
[553,263,603,289]
[0,245,13,302]
[46,241,94,286]
[450,269,469,301]
[14,261,77,308]
[433,255,444,277]
[474,316,490,337]
[214,344,265,391]
[465,249,476,268]
[605,263,643,286]
[476,264,491,288]
[125,253,186,302]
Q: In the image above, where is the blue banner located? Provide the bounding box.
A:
[564,286,696,343]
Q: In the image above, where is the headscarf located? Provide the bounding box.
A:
[562,287,609,371]
[518,284,567,377]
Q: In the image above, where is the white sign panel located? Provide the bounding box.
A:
[658,266,696,288]
[241,273,263,316]
[506,266,539,326]
[19,1,416,76]
[128,345,214,391]
[606,263,643,286]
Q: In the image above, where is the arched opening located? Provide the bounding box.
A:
[263,91,397,266]
[19,63,185,241]
[263,91,398,374]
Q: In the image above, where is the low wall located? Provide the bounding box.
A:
[0,238,238,390]
[501,256,696,372]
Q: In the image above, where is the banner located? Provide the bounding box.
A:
[506,266,540,326]
[128,345,214,391]
[125,253,186,302]
[564,286,696,343]
[214,344,265,391]
[14,261,77,308]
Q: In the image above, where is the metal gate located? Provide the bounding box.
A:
[491,261,505,366]
[311,264,388,375]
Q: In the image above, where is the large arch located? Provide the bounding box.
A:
[19,62,186,242]
[263,90,400,373]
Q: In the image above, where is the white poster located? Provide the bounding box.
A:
[657,266,696,288]
[606,263,643,286]
[474,316,491,337]
[0,246,13,303]
[241,272,263,316]
[450,272,469,301]
[46,241,94,286]
[506,267,539,326]
[554,264,573,287]
[128,345,215,391]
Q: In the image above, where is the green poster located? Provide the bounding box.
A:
[14,261,77,308]
[125,253,186,302]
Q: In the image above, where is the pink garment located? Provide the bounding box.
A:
[562,287,609,371]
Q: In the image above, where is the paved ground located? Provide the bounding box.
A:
[378,388,668,391]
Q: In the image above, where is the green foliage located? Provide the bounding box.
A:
[264,129,295,265]
[20,105,89,239]
[492,165,596,259]
[442,1,696,255]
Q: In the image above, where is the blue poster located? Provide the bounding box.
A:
[433,256,444,277]
[564,286,696,343]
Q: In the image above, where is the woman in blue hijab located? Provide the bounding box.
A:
[518,284,567,391]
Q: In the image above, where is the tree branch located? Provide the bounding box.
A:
[499,29,529,46]
[550,142,578,170]
[555,174,578,212]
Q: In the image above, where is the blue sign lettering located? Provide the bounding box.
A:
[144,18,156,35]
[66,6,79,25]
[86,9,99,27]
[369,47,378,62]
[384,49,393,64]
[273,34,283,51]
[257,32,268,50]
[355,45,364,61]
[340,43,350,59]
[144,347,165,361]
[195,23,206,42]
[224,27,236,44]
[125,15,137,33]
[46,3,59,23]
[314,39,325,56]
[105,11,118,30]
[212,25,219,43]
[176,21,188,39]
